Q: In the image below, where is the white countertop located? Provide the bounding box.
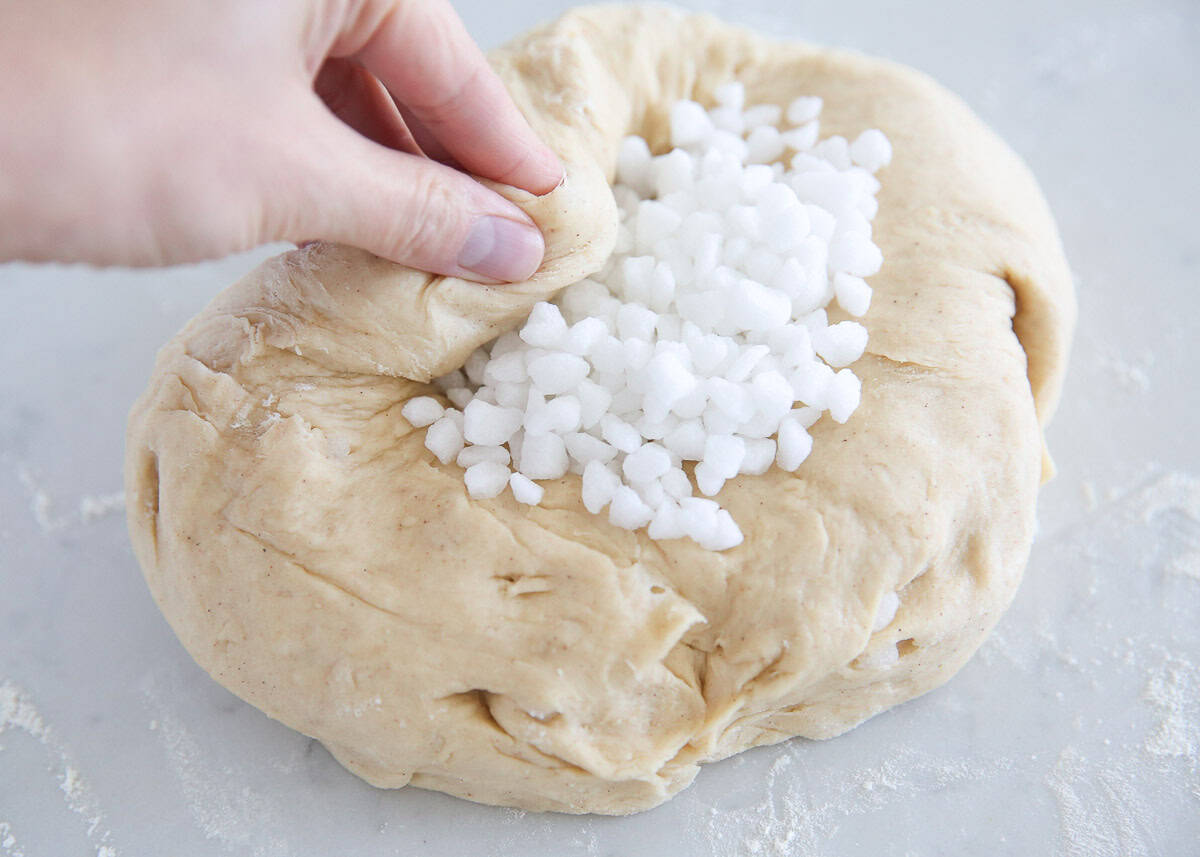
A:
[2,0,1197,854]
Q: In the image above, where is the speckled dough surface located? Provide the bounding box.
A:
[124,4,1075,814]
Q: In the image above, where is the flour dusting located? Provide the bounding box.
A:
[14,467,126,530]
[1143,653,1199,763]
[0,681,118,856]
[79,492,126,523]
[140,671,292,857]
[0,822,27,857]
[699,744,1013,856]
[1046,748,1151,857]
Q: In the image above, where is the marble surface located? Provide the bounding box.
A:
[2,0,1198,854]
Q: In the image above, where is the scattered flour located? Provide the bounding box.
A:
[1142,652,1199,764]
[79,492,126,523]
[0,681,118,856]
[0,821,26,857]
[13,466,125,530]
[1099,350,1153,393]
[697,746,1013,856]
[16,468,58,533]
[140,671,292,857]
[1046,748,1152,857]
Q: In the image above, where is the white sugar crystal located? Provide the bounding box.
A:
[743,103,782,129]
[526,395,582,435]
[558,279,611,322]
[576,379,613,429]
[457,445,510,468]
[642,351,697,406]
[519,432,569,479]
[791,359,835,409]
[699,510,744,550]
[648,502,686,540]
[873,591,900,632]
[786,96,823,125]
[828,232,883,278]
[663,420,707,460]
[812,135,852,171]
[740,438,777,475]
[622,338,654,372]
[676,291,724,329]
[679,496,721,541]
[702,408,740,437]
[616,135,653,194]
[792,405,822,428]
[653,149,695,197]
[623,443,673,483]
[746,125,784,165]
[751,370,795,421]
[782,122,819,152]
[827,369,862,423]
[582,461,621,513]
[704,434,746,479]
[434,368,466,390]
[617,303,658,341]
[520,302,569,349]
[724,344,770,383]
[493,381,528,409]
[636,412,677,440]
[776,418,813,471]
[424,416,464,464]
[564,317,608,355]
[609,485,655,530]
[484,350,526,384]
[762,205,810,254]
[850,129,893,173]
[418,86,886,551]
[401,396,444,428]
[464,461,510,499]
[463,400,523,446]
[834,273,872,317]
[714,81,746,111]
[589,335,626,375]
[727,280,792,331]
[527,353,590,395]
[600,414,642,453]
[670,100,714,147]
[709,106,744,135]
[565,432,618,465]
[661,468,692,499]
[509,472,544,506]
[463,349,489,385]
[706,377,755,422]
[694,461,726,496]
[635,478,667,509]
[813,321,869,368]
[636,200,684,252]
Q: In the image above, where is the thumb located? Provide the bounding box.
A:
[268,101,547,283]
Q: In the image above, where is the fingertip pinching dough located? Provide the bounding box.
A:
[125,5,1075,814]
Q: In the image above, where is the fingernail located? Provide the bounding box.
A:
[458,216,545,282]
[537,151,566,196]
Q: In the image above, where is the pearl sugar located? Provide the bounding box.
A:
[415,83,889,551]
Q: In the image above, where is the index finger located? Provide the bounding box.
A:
[355,0,563,195]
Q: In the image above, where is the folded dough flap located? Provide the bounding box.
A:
[189,6,789,383]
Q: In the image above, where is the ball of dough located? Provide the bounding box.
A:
[125,5,1074,814]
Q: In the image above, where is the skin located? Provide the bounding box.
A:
[0,0,563,281]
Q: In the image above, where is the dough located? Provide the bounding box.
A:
[124,5,1074,814]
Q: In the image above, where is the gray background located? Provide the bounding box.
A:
[2,0,1198,854]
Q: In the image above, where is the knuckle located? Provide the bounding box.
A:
[388,168,461,261]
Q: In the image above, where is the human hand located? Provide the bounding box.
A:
[0,0,563,281]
